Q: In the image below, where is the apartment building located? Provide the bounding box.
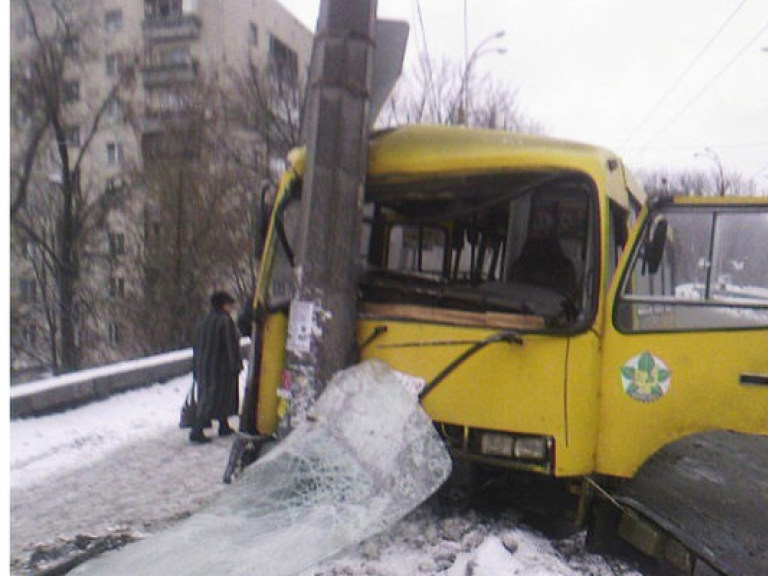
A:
[10,0,312,379]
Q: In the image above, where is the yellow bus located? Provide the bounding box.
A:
[251,125,768,480]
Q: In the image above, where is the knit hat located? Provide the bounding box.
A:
[210,291,235,311]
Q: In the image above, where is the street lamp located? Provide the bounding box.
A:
[455,30,506,125]
[694,147,726,197]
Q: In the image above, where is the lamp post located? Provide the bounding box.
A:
[456,29,506,125]
[695,147,726,196]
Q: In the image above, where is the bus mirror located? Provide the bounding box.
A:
[644,218,668,275]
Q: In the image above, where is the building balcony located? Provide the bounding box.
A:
[142,107,190,133]
[142,59,199,87]
[142,15,201,42]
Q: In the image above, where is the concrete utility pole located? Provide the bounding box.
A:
[280,0,378,433]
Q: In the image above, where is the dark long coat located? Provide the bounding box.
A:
[192,309,242,425]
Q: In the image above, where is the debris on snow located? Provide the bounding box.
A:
[70,360,452,576]
[12,362,642,576]
[303,505,641,576]
[13,527,141,576]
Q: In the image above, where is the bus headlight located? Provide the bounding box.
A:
[514,436,548,460]
[480,433,515,458]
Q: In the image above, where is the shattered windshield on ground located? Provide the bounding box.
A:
[71,361,452,576]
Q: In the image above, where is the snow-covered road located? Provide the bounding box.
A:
[10,372,641,575]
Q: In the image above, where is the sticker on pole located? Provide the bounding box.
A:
[620,352,671,403]
[286,300,314,355]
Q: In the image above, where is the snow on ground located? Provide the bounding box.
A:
[10,371,246,568]
[11,370,641,575]
[11,373,200,489]
[298,506,637,576]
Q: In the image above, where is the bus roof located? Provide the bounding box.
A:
[288,124,646,208]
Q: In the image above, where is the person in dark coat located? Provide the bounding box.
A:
[509,206,577,298]
[190,291,242,444]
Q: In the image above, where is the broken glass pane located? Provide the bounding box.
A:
[72,361,452,576]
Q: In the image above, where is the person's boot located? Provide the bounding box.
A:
[190,427,212,444]
[218,419,234,437]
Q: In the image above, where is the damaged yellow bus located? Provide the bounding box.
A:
[251,125,768,481]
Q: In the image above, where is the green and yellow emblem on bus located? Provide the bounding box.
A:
[621,352,671,403]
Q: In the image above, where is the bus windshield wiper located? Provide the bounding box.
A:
[418,330,523,402]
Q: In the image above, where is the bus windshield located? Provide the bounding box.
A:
[267,170,598,329]
[360,171,598,329]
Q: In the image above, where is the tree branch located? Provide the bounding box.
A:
[11,119,50,216]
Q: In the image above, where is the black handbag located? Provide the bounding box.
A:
[179,380,198,428]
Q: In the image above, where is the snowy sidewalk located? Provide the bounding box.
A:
[10,373,235,568]
[10,372,641,576]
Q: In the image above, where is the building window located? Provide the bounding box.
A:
[63,80,80,103]
[150,88,184,112]
[109,276,126,298]
[270,35,299,79]
[104,9,124,32]
[22,324,38,347]
[145,0,182,20]
[106,142,125,165]
[105,175,125,195]
[106,98,125,122]
[20,278,37,303]
[106,53,124,76]
[108,232,126,256]
[249,22,259,47]
[108,322,120,345]
[159,45,190,65]
[64,125,80,147]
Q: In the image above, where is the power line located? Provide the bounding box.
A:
[623,141,768,152]
[638,19,768,152]
[621,0,749,147]
[415,0,439,112]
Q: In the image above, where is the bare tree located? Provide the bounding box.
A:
[220,62,303,285]
[10,0,138,373]
[137,55,307,351]
[222,62,303,184]
[137,80,247,350]
[381,53,543,133]
[637,167,760,198]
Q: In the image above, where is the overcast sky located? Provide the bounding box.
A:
[279,0,768,186]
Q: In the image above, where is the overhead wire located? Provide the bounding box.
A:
[638,18,768,153]
[621,0,749,148]
[415,0,439,116]
[623,141,768,152]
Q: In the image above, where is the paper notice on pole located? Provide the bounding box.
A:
[287,300,314,355]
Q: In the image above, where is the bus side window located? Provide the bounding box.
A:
[387,224,447,276]
[608,200,628,283]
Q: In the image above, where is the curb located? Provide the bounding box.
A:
[10,339,251,420]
